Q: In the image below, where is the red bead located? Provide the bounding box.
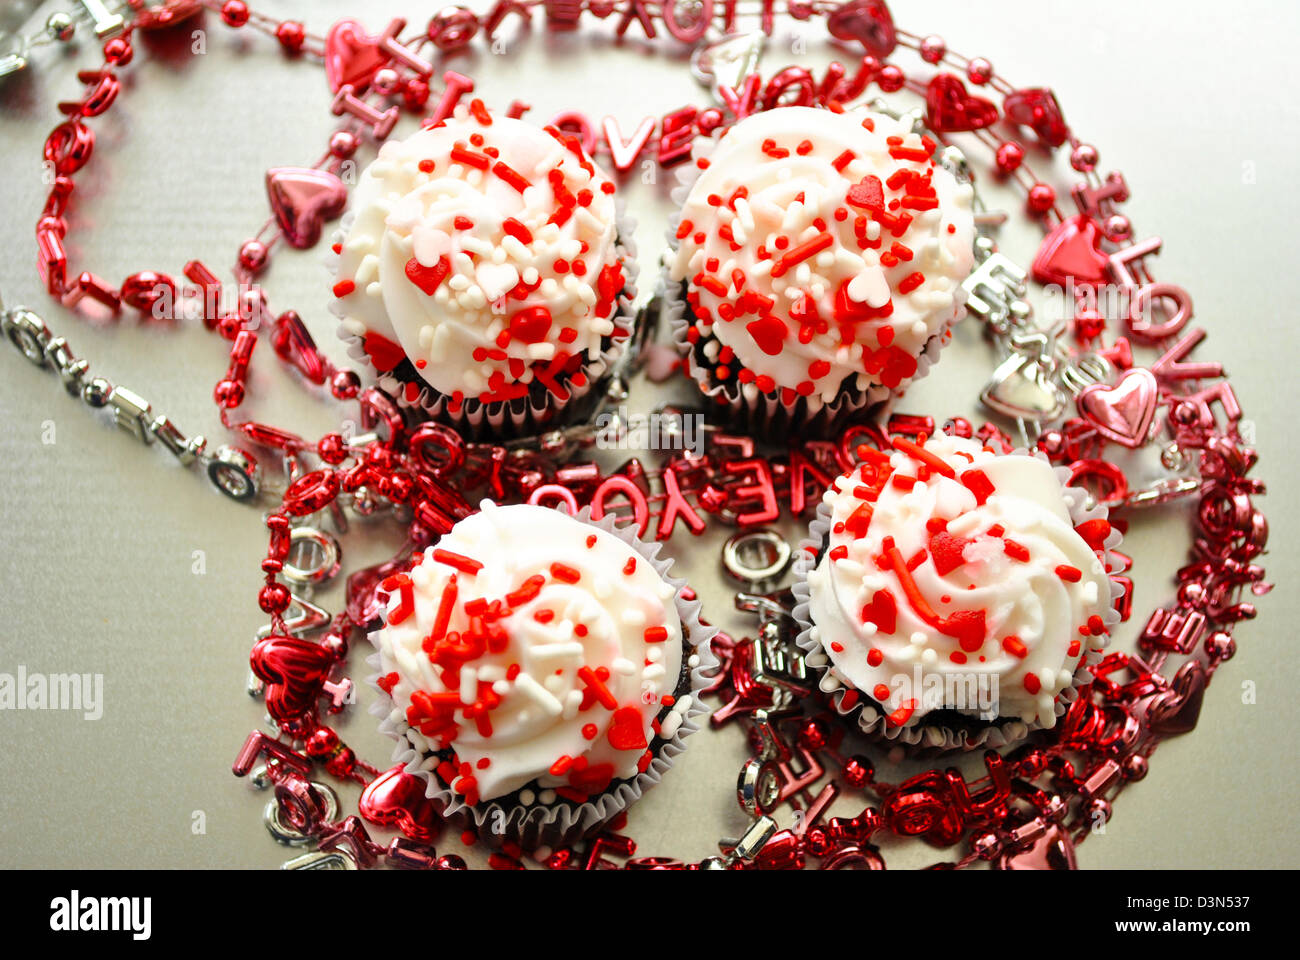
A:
[238,239,269,275]
[276,20,305,53]
[258,582,291,614]
[103,37,133,66]
[919,35,946,63]
[324,746,357,778]
[330,369,360,400]
[120,271,176,317]
[842,755,874,789]
[217,314,244,340]
[877,65,905,93]
[403,78,431,112]
[1027,182,1056,213]
[220,1,250,27]
[317,433,348,465]
[214,378,245,408]
[995,141,1024,175]
[306,727,340,757]
[1070,143,1099,173]
[329,130,359,159]
[967,58,993,85]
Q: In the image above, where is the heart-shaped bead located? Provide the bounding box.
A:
[925,74,998,133]
[323,18,390,94]
[1147,660,1206,736]
[1031,214,1110,288]
[1076,368,1159,448]
[1003,87,1069,147]
[826,0,897,57]
[266,167,347,249]
[359,764,441,843]
[250,634,335,729]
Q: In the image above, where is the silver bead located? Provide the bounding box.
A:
[46,12,76,43]
[697,856,730,871]
[205,445,261,502]
[81,376,113,408]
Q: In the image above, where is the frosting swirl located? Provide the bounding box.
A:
[807,434,1113,729]
[334,106,626,408]
[371,503,686,803]
[668,106,976,402]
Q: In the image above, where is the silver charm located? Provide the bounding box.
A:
[205,445,261,502]
[106,386,154,444]
[263,781,339,846]
[721,528,792,593]
[281,849,359,870]
[75,0,126,39]
[980,333,1066,424]
[255,594,332,639]
[280,526,342,586]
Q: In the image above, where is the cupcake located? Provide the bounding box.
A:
[792,432,1121,751]
[331,103,637,438]
[368,502,714,849]
[666,105,976,434]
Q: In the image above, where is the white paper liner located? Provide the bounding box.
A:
[366,505,718,850]
[790,450,1125,753]
[658,102,972,437]
[328,198,640,442]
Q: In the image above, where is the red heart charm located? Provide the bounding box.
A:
[359,764,441,842]
[323,18,390,94]
[925,74,999,133]
[1031,214,1110,288]
[995,822,1078,870]
[1003,87,1069,147]
[250,635,335,732]
[607,706,649,751]
[1147,661,1206,736]
[266,167,347,249]
[826,0,897,58]
[1076,368,1159,448]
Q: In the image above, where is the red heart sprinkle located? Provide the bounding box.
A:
[405,255,450,295]
[607,706,649,751]
[928,532,971,576]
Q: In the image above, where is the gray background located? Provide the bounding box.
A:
[0,0,1296,868]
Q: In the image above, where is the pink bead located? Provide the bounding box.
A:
[919,35,946,63]
[1070,143,1099,173]
[427,7,479,50]
[967,57,993,85]
[239,239,269,275]
[329,130,359,159]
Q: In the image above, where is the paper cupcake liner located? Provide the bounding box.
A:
[329,199,641,442]
[366,504,718,850]
[659,101,972,438]
[790,451,1125,753]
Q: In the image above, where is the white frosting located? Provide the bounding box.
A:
[370,503,684,803]
[334,106,626,405]
[668,106,976,401]
[807,434,1111,728]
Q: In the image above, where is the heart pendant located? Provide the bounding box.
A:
[1031,214,1110,288]
[266,167,347,249]
[1147,660,1206,736]
[1076,368,1159,448]
[359,764,441,843]
[981,352,1066,422]
[996,822,1078,870]
[925,74,999,133]
[323,18,390,94]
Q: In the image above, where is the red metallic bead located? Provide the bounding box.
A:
[220,1,250,27]
[317,433,348,465]
[329,130,359,159]
[436,855,468,870]
[994,141,1024,175]
[1027,182,1056,213]
[403,78,431,112]
[238,239,269,275]
[276,20,306,53]
[325,745,357,778]
[876,65,905,93]
[919,35,946,63]
[966,57,994,85]
[120,271,176,317]
[284,469,342,516]
[44,120,95,176]
[796,718,828,751]
[330,369,361,400]
[103,37,133,66]
[427,7,479,50]
[214,378,245,409]
[306,728,340,757]
[258,582,291,614]
[841,755,874,789]
[1070,143,1099,173]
